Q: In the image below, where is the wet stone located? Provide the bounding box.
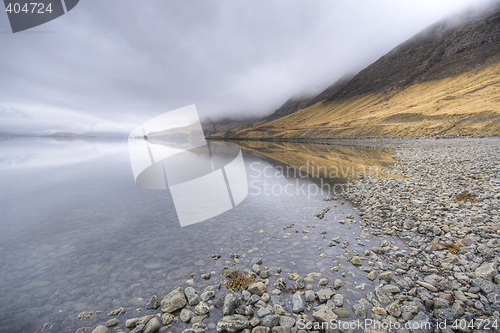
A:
[145,295,160,310]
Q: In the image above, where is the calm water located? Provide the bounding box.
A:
[0,138,399,332]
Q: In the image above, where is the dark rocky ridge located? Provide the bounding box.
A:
[331,3,500,99]
[206,3,500,139]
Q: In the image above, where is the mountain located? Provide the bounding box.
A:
[213,4,500,140]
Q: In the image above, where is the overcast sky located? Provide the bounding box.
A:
[0,0,496,135]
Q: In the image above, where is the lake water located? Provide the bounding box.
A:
[0,137,399,333]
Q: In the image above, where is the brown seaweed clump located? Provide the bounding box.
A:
[222,269,255,292]
[455,191,479,203]
[445,243,461,254]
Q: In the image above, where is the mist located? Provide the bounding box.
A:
[0,0,497,135]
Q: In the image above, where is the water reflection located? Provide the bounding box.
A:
[234,140,396,181]
[0,137,127,170]
[0,138,397,333]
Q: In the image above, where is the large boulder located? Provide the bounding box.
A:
[216,314,250,333]
[143,317,161,333]
[161,288,187,313]
[248,282,267,296]
[291,292,304,313]
[474,263,498,281]
[312,305,338,323]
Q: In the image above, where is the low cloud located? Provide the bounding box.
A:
[0,0,496,134]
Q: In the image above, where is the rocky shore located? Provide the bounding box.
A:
[71,137,499,333]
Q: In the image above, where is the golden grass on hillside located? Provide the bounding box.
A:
[227,63,500,139]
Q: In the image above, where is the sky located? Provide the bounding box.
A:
[0,0,497,136]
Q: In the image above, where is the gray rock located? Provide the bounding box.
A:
[92,326,108,333]
[367,292,380,307]
[245,305,254,316]
[381,285,400,294]
[252,327,269,333]
[432,298,450,309]
[434,308,458,321]
[272,326,290,333]
[261,315,280,328]
[270,296,282,306]
[185,287,201,306]
[200,291,215,302]
[74,328,92,333]
[472,277,500,294]
[367,271,377,281]
[161,288,187,313]
[223,294,240,315]
[333,294,344,307]
[386,301,401,317]
[161,313,174,325]
[274,278,286,291]
[406,311,432,333]
[78,311,101,320]
[248,282,267,296]
[396,277,415,290]
[125,316,155,329]
[180,309,195,323]
[217,314,250,333]
[333,279,344,289]
[257,306,273,318]
[351,256,362,266]
[247,294,261,306]
[318,278,329,286]
[374,288,393,304]
[333,308,350,318]
[106,307,124,317]
[182,323,210,333]
[250,318,261,327]
[305,290,316,302]
[402,312,414,321]
[195,301,210,316]
[272,304,287,316]
[379,271,392,282]
[143,317,161,333]
[242,290,251,301]
[313,305,338,322]
[129,324,145,333]
[317,288,335,303]
[145,295,161,310]
[294,278,306,290]
[279,316,296,328]
[352,302,367,319]
[292,292,305,313]
[488,293,500,312]
[105,318,119,327]
[474,262,498,281]
[251,258,263,266]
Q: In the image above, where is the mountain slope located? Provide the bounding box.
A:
[220,4,500,140]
